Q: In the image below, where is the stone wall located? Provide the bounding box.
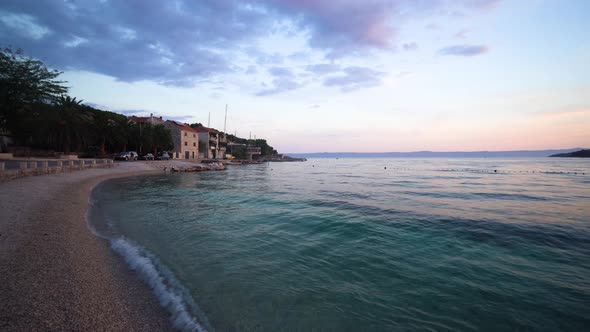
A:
[0,159,114,182]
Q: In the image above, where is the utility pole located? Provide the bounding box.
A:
[208,112,210,127]
[249,131,251,140]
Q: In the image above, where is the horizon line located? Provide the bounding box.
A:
[285,148,586,154]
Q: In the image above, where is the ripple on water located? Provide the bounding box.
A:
[93,158,590,331]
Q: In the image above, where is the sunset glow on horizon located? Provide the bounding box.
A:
[1,0,588,152]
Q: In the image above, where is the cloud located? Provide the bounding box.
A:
[256,79,301,96]
[268,66,295,78]
[0,12,49,40]
[164,114,194,123]
[245,65,258,75]
[402,42,418,51]
[271,0,396,55]
[454,29,469,39]
[323,66,385,92]
[438,44,489,56]
[305,63,341,75]
[425,23,440,30]
[0,0,501,88]
[256,66,301,96]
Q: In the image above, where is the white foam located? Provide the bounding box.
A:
[110,237,207,332]
[85,196,106,239]
[86,192,208,331]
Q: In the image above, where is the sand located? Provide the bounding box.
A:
[0,161,183,331]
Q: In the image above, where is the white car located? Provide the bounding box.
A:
[115,151,138,161]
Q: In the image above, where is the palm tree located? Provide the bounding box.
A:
[54,95,89,153]
[113,117,134,152]
[92,110,117,155]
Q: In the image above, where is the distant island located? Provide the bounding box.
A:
[288,148,588,159]
[549,149,590,158]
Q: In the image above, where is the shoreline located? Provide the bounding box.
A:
[0,162,178,330]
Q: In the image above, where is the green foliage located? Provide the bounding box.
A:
[226,134,247,144]
[152,124,173,153]
[252,139,275,156]
[0,48,174,155]
[231,145,248,159]
[226,135,276,156]
[0,48,277,157]
[0,47,68,143]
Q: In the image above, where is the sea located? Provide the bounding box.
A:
[88,158,590,331]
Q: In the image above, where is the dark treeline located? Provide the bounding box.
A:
[189,123,278,159]
[225,134,277,157]
[0,48,172,156]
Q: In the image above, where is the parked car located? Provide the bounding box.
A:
[143,153,154,160]
[115,151,138,161]
[157,152,170,160]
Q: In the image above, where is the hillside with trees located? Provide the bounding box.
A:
[225,134,277,157]
[0,48,172,157]
[549,149,590,158]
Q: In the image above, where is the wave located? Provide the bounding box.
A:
[86,190,209,332]
[110,238,207,332]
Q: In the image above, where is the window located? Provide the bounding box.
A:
[193,142,196,146]
[193,134,196,138]
[184,141,187,146]
[184,132,187,136]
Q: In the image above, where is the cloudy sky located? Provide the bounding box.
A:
[1,0,589,152]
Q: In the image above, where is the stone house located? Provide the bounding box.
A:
[163,120,199,160]
[128,113,165,125]
[195,126,223,159]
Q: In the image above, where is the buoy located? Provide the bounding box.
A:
[494,170,497,173]
[384,167,387,169]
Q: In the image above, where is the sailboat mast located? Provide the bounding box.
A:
[224,104,227,133]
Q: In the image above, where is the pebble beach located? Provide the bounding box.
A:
[0,161,207,331]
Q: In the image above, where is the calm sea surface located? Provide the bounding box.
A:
[90,158,590,331]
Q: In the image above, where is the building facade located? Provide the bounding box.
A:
[163,121,199,160]
[195,126,223,159]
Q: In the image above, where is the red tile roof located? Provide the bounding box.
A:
[193,126,219,134]
[166,120,199,133]
[128,115,164,124]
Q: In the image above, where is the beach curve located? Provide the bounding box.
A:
[0,162,176,331]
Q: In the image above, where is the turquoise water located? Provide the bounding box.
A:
[90,158,590,331]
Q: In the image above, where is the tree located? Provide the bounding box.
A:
[250,139,275,156]
[54,96,89,153]
[91,110,116,155]
[0,48,67,144]
[231,145,248,159]
[113,117,134,151]
[152,124,173,154]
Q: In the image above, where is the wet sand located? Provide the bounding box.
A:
[0,162,175,331]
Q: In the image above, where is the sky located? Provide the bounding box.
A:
[1,0,589,153]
